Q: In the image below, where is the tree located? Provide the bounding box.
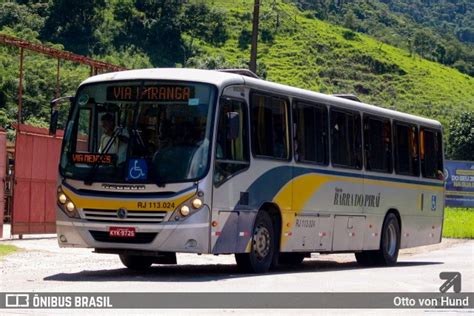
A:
[446,111,474,161]
[182,3,228,46]
[113,0,186,66]
[41,0,106,55]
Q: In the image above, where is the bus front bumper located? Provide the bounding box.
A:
[56,206,211,254]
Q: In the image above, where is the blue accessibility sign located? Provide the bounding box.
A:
[127,159,148,180]
[431,195,437,211]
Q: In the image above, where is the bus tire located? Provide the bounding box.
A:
[235,211,276,273]
[119,254,153,270]
[375,213,400,266]
[278,253,306,266]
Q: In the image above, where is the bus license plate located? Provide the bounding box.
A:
[109,227,136,238]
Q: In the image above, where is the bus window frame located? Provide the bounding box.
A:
[249,90,292,162]
[329,107,363,170]
[293,99,329,167]
[59,79,219,185]
[363,114,393,174]
[393,120,420,177]
[419,126,443,180]
[213,96,251,188]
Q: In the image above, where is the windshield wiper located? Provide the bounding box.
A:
[83,127,123,185]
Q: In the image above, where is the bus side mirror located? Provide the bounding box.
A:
[49,96,74,136]
[226,112,240,140]
[49,108,59,136]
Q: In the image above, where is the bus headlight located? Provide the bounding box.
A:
[66,201,76,213]
[58,193,67,204]
[180,205,190,217]
[191,198,203,209]
[57,187,80,219]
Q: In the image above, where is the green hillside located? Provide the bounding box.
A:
[198,0,474,127]
[0,0,473,146]
[291,0,474,76]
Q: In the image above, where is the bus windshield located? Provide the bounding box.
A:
[60,81,216,184]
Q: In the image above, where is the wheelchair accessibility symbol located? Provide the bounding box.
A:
[431,195,437,211]
[128,159,147,180]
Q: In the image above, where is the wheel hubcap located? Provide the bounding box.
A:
[253,224,270,261]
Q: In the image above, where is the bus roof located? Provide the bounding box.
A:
[81,68,244,88]
[81,68,442,129]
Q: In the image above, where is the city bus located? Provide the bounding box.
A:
[51,68,444,273]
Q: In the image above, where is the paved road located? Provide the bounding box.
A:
[0,237,472,293]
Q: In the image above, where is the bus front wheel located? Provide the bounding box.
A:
[119,254,153,270]
[235,211,276,273]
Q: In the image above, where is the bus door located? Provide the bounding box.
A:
[211,97,251,253]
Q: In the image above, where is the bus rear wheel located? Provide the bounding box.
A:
[355,213,400,266]
[119,254,153,270]
[235,211,276,273]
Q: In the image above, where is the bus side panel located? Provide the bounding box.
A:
[363,177,444,250]
[281,170,365,252]
[211,162,291,254]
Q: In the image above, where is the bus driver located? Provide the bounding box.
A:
[99,113,129,164]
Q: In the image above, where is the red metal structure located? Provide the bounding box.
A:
[0,33,126,236]
[0,33,127,123]
[11,125,64,235]
[0,129,6,238]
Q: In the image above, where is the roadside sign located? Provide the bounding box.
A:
[445,160,474,208]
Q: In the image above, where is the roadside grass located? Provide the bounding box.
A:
[443,208,474,239]
[0,244,19,258]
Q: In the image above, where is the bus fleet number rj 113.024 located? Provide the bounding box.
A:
[136,201,175,210]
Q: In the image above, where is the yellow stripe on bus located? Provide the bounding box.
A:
[62,186,195,212]
[273,173,443,248]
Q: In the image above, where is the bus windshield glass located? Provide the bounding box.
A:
[60,81,216,184]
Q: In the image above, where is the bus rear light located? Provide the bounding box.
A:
[211,221,218,227]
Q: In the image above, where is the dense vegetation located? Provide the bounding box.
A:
[0,0,473,158]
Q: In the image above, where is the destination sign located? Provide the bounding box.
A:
[106,85,194,102]
[71,153,115,165]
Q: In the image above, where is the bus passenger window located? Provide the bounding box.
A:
[394,123,419,176]
[364,116,392,173]
[420,128,443,179]
[294,102,328,165]
[214,98,249,185]
[251,94,289,159]
[330,109,362,169]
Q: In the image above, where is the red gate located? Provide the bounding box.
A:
[11,124,63,235]
[0,128,6,238]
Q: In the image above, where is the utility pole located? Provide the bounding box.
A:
[249,0,260,73]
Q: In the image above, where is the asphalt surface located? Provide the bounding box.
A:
[0,235,472,293]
